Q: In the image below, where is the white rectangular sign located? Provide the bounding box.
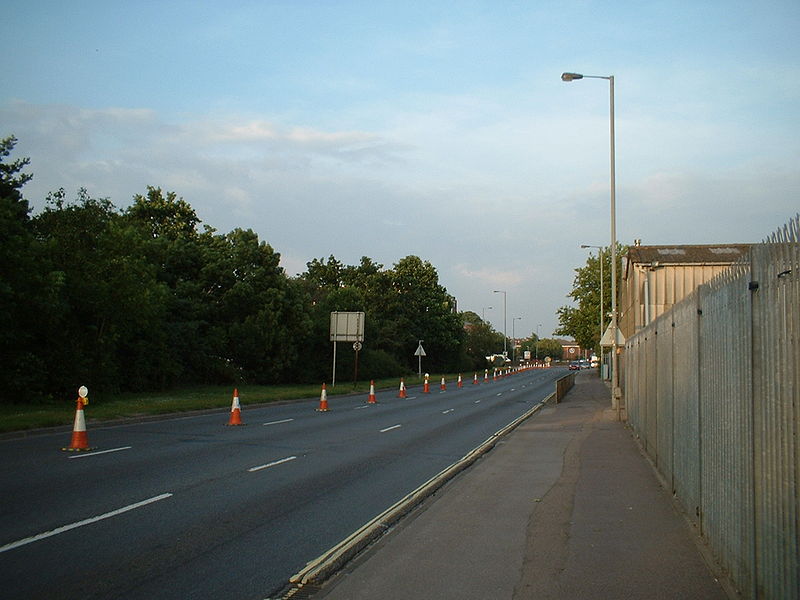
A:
[330,311,365,342]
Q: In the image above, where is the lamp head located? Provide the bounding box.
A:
[561,72,583,82]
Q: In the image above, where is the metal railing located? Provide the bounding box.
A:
[624,215,799,599]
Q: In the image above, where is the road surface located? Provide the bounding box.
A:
[0,368,564,599]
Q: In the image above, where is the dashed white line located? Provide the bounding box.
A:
[380,424,402,433]
[67,446,131,459]
[248,456,297,472]
[474,400,481,404]
[354,405,369,410]
[442,409,454,414]
[263,418,294,426]
[0,493,173,554]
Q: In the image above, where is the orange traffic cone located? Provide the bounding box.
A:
[62,396,92,451]
[484,369,489,383]
[423,373,430,393]
[440,376,446,391]
[473,372,479,385]
[398,378,407,398]
[317,383,329,412]
[368,380,377,404]
[226,388,244,425]
[457,374,463,388]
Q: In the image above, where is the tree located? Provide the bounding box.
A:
[555,245,624,351]
[462,311,505,369]
[0,136,50,402]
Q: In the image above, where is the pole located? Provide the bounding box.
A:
[609,75,620,419]
[332,341,337,388]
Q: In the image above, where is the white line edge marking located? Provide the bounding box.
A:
[379,424,402,433]
[67,446,131,459]
[0,493,173,554]
[248,456,297,472]
[263,418,294,426]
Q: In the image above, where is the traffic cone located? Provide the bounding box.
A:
[473,372,479,385]
[484,369,489,383]
[398,378,407,398]
[440,376,446,391]
[457,374,463,388]
[62,397,92,451]
[368,380,377,404]
[423,373,430,393]
[317,383,329,412]
[227,388,244,425]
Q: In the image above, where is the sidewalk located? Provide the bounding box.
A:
[316,370,730,600]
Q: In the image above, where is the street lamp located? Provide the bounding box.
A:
[512,317,522,363]
[581,244,605,375]
[493,290,507,356]
[562,71,620,419]
[482,306,493,322]
[536,323,542,361]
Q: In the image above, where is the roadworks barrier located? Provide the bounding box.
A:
[316,384,329,412]
[279,388,558,597]
[226,388,244,425]
[62,396,93,452]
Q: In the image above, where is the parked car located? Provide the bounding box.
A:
[569,361,580,370]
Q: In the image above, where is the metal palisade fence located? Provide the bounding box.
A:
[624,214,799,599]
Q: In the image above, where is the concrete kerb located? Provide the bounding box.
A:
[280,392,555,596]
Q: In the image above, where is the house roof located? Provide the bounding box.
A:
[626,244,751,266]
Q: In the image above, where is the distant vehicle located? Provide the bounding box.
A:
[569,361,580,370]
[579,359,591,369]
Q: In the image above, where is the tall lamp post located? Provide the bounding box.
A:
[562,71,620,419]
[581,244,605,376]
[493,290,507,357]
[536,323,542,361]
[482,306,493,322]
[512,316,522,363]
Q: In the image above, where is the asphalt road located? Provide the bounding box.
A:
[0,368,565,599]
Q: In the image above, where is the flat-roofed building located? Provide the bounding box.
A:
[619,242,751,339]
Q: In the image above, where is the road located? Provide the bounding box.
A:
[0,368,564,599]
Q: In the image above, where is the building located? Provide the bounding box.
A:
[618,242,750,339]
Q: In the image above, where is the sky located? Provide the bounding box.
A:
[3,1,799,343]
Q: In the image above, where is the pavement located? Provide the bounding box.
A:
[314,370,732,600]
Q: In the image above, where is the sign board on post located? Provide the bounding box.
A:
[330,312,365,388]
[330,312,365,342]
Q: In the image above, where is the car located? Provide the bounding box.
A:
[569,361,580,370]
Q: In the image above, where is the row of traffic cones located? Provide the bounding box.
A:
[63,367,531,448]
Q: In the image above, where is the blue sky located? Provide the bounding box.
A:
[3,1,799,342]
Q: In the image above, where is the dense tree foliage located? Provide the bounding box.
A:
[1,136,499,403]
[555,245,624,351]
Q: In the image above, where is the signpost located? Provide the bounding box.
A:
[330,312,365,388]
[414,340,426,377]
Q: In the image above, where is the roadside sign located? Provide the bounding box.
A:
[353,341,362,351]
[414,342,426,357]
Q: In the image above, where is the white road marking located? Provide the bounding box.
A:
[442,409,454,414]
[380,424,402,433]
[497,393,503,397]
[67,446,131,459]
[248,456,297,473]
[354,405,369,410]
[263,418,294,426]
[474,400,481,404]
[0,493,173,554]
